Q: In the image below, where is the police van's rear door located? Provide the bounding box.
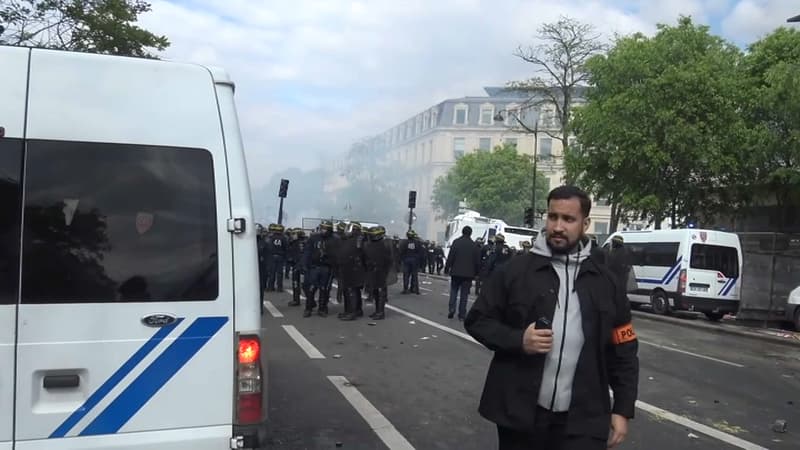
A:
[686,233,740,302]
[15,49,235,449]
[0,45,30,450]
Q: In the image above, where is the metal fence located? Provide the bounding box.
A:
[737,232,800,324]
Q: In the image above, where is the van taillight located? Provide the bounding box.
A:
[236,334,263,424]
[678,269,687,294]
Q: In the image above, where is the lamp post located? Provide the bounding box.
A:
[495,110,540,227]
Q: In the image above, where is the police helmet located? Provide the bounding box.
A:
[369,225,386,241]
[495,233,506,243]
[336,222,347,232]
[521,240,532,249]
[350,221,362,232]
[319,220,333,231]
[296,229,306,238]
[406,230,416,239]
[269,223,285,233]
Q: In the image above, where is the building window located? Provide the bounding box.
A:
[431,110,438,128]
[454,105,468,125]
[453,137,465,159]
[596,197,609,207]
[594,222,609,235]
[480,105,494,126]
[479,137,491,152]
[504,104,518,126]
[539,138,552,160]
[423,112,429,131]
[416,116,422,135]
[505,138,518,149]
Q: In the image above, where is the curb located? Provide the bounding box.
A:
[632,310,800,349]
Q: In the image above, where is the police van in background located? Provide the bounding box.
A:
[1,47,266,449]
[604,229,743,322]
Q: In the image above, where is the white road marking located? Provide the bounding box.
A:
[385,304,479,344]
[639,340,744,368]
[328,376,416,450]
[263,301,284,318]
[440,293,449,297]
[282,325,325,359]
[635,399,769,450]
[420,287,432,292]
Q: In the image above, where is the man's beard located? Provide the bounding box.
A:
[547,233,582,255]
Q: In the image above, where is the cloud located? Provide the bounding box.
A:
[721,0,798,44]
[137,1,782,190]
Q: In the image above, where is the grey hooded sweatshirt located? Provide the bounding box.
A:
[532,231,593,412]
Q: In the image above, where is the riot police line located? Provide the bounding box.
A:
[255,220,548,321]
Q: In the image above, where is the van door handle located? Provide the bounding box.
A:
[718,279,727,283]
[43,374,80,389]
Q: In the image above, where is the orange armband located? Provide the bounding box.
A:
[611,323,637,345]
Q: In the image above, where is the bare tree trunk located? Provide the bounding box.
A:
[610,202,623,233]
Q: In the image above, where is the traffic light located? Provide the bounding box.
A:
[408,190,417,209]
[278,179,289,198]
[524,207,534,227]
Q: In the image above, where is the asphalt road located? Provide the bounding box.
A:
[261,271,800,450]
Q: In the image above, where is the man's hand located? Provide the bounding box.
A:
[522,324,553,354]
[607,414,628,448]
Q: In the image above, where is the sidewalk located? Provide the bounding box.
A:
[420,273,800,348]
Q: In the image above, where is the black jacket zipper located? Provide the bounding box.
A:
[550,256,571,410]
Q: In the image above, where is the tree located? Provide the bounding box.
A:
[0,0,168,57]
[569,17,747,229]
[510,16,605,183]
[432,144,549,225]
[742,27,800,229]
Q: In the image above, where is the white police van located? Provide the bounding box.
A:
[604,229,742,321]
[0,46,265,449]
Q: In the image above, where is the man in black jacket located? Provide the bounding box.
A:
[465,186,639,450]
[444,226,480,320]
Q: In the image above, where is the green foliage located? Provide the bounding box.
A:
[570,16,748,227]
[432,144,549,225]
[0,0,168,58]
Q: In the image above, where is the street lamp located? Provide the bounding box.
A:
[495,109,540,227]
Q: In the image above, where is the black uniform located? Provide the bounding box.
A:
[331,230,347,304]
[475,242,492,296]
[434,245,445,275]
[265,232,288,291]
[426,243,437,274]
[487,243,513,275]
[364,235,395,319]
[257,235,268,297]
[287,234,308,306]
[337,230,368,320]
[399,236,424,294]
[302,231,338,316]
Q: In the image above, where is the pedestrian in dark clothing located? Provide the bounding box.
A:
[265,223,288,292]
[464,186,639,450]
[444,226,480,320]
[338,222,368,321]
[302,220,338,317]
[364,225,395,320]
[434,245,445,275]
[399,230,423,294]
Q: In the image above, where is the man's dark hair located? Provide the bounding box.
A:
[462,226,473,236]
[547,185,592,218]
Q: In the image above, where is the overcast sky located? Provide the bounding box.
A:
[139,0,799,189]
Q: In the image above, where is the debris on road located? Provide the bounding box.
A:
[421,336,430,340]
[687,433,699,439]
[333,354,342,359]
[367,322,377,326]
[412,344,419,348]
[409,320,416,325]
[432,334,438,338]
[772,419,788,433]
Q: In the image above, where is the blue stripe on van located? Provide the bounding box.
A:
[717,278,732,296]
[78,316,228,436]
[49,319,184,438]
[722,278,737,296]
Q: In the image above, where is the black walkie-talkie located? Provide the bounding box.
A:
[534,317,552,330]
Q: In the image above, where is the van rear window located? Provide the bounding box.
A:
[0,138,23,305]
[21,140,219,303]
[690,244,739,278]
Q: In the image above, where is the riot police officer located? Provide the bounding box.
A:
[426,241,437,274]
[399,230,423,294]
[434,244,445,275]
[265,223,288,292]
[302,220,339,317]
[287,229,308,306]
[338,222,368,321]
[487,233,513,275]
[365,226,395,320]
[331,222,348,304]
[474,237,488,296]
